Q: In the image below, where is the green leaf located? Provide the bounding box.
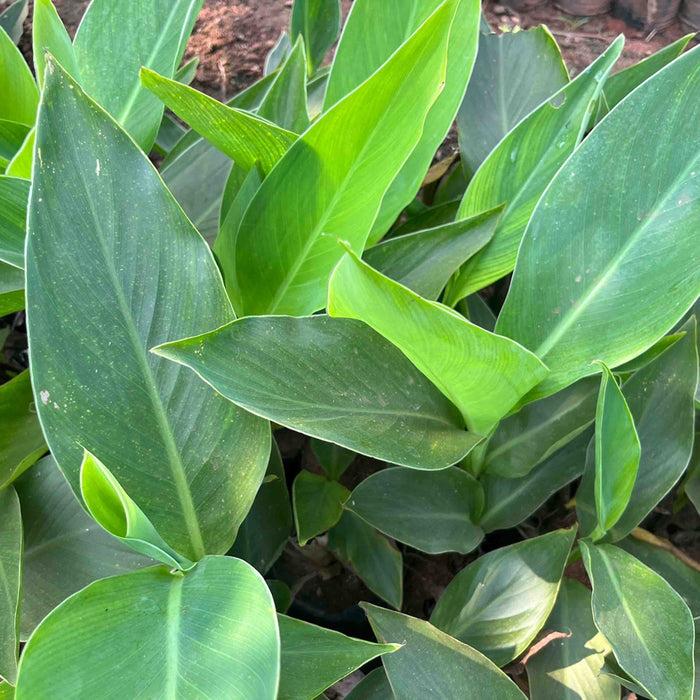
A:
[527,578,619,700]
[431,528,576,665]
[0,120,30,170]
[0,681,14,699]
[0,370,46,489]
[328,249,547,434]
[329,511,402,609]
[363,604,526,699]
[73,0,203,151]
[290,0,340,74]
[266,31,292,75]
[479,430,590,533]
[174,55,198,85]
[0,27,38,126]
[0,262,23,315]
[363,206,501,301]
[0,486,22,685]
[497,46,700,401]
[0,0,27,44]
[154,315,481,470]
[464,294,496,331]
[608,318,698,539]
[449,37,623,303]
[579,540,695,700]
[344,668,393,700]
[231,441,292,574]
[32,0,79,87]
[326,0,481,244]
[257,35,310,133]
[612,331,685,373]
[15,457,154,640]
[5,128,32,179]
[268,580,292,613]
[26,61,271,560]
[278,614,398,700]
[457,26,569,177]
[0,175,28,269]
[234,0,458,315]
[306,65,329,120]
[347,467,483,554]
[80,451,195,570]
[593,363,641,534]
[153,114,186,156]
[310,437,355,481]
[483,377,598,478]
[293,470,349,545]
[141,67,297,172]
[15,557,281,699]
[390,199,460,238]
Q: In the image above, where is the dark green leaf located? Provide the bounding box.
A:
[310,437,355,481]
[293,470,350,545]
[0,0,27,44]
[0,486,21,685]
[345,668,393,700]
[0,262,24,315]
[290,0,340,74]
[0,175,29,269]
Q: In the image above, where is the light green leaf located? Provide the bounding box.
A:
[0,486,22,685]
[0,120,30,170]
[457,26,569,177]
[231,441,292,575]
[5,128,33,179]
[484,377,597,478]
[347,467,483,554]
[257,35,310,133]
[32,0,79,87]
[293,470,350,545]
[497,46,700,401]
[0,681,14,699]
[310,437,355,481]
[15,456,154,640]
[0,26,37,126]
[26,61,271,560]
[345,668,393,700]
[612,331,685,373]
[431,528,576,666]
[479,430,590,533]
[306,66,329,120]
[234,0,458,315]
[527,578,619,700]
[290,0,340,74]
[328,249,547,434]
[141,67,297,172]
[363,604,526,699]
[278,614,398,700]
[73,0,203,151]
[329,511,402,609]
[154,315,481,470]
[0,0,27,44]
[363,206,501,301]
[0,175,29,269]
[0,262,23,315]
[594,363,641,534]
[0,370,46,489]
[449,37,623,302]
[580,540,695,700]
[15,557,281,699]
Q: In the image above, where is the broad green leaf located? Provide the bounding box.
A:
[15,457,153,640]
[16,557,281,699]
[363,207,501,301]
[290,0,340,74]
[580,540,695,700]
[449,38,623,303]
[5,128,32,179]
[613,331,684,373]
[310,437,355,481]
[457,26,569,177]
[278,614,398,700]
[594,363,641,534]
[0,26,38,126]
[73,0,203,151]
[0,175,28,269]
[0,370,46,489]
[431,528,576,666]
[527,579,619,700]
[0,486,21,685]
[231,442,292,574]
[154,315,481,470]
[595,34,693,123]
[293,470,349,545]
[141,68,296,172]
[347,467,484,554]
[266,31,292,75]
[608,318,697,539]
[345,668,393,700]
[0,0,27,44]
[26,62,271,560]
[363,604,526,699]
[234,0,458,315]
[390,199,460,238]
[326,0,481,244]
[497,46,700,400]
[483,377,597,478]
[329,511,402,609]
[80,451,195,570]
[0,682,14,699]
[0,120,30,170]
[328,249,547,434]
[479,430,590,533]
[0,262,23,315]
[257,36,310,133]
[32,0,79,87]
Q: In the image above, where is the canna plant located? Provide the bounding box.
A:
[0,0,699,697]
